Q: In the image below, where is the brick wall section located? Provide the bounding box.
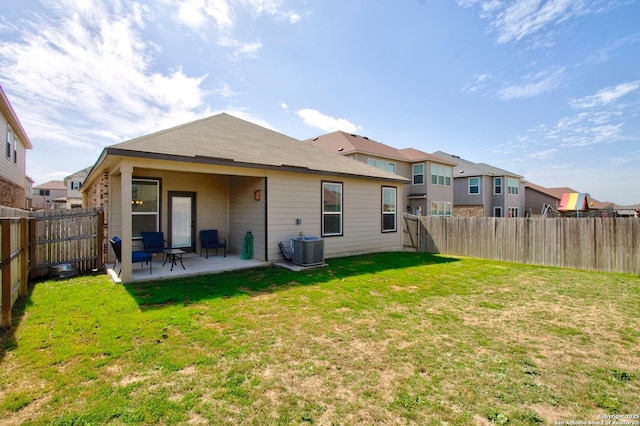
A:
[84,171,110,262]
[453,205,485,217]
[0,175,26,209]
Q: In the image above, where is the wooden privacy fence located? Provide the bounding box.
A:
[1,207,104,328]
[31,208,104,278]
[0,218,29,328]
[416,216,640,274]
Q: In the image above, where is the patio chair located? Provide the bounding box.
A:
[109,236,152,276]
[199,229,226,258]
[140,231,169,255]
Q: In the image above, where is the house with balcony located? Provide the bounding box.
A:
[307,132,456,216]
[432,151,525,217]
[0,85,33,209]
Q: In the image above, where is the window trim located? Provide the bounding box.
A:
[507,207,519,218]
[507,178,519,195]
[381,186,397,232]
[322,181,343,237]
[132,178,161,237]
[468,177,480,195]
[494,177,502,195]
[6,127,11,159]
[431,164,452,186]
[494,206,503,217]
[412,163,425,185]
[368,158,396,173]
[430,201,452,217]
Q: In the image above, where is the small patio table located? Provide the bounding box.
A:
[162,248,186,271]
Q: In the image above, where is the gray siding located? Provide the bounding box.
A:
[453,175,484,206]
[525,188,558,217]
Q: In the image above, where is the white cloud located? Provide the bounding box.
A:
[296,109,362,133]
[499,67,565,100]
[241,0,283,16]
[213,81,237,98]
[569,80,640,109]
[176,0,300,32]
[217,36,262,60]
[0,0,212,148]
[458,0,624,45]
[460,73,491,93]
[494,0,580,44]
[177,0,234,30]
[290,13,301,23]
[527,148,558,160]
[223,109,275,130]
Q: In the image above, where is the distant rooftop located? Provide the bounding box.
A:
[306,131,457,165]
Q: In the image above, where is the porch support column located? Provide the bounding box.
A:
[119,164,134,282]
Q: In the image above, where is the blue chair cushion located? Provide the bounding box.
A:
[132,250,152,263]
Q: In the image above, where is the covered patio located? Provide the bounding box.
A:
[106,253,268,283]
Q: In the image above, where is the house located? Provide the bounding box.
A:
[64,166,92,208]
[25,175,34,210]
[525,182,614,217]
[0,85,33,209]
[432,151,525,217]
[306,131,456,216]
[32,180,67,210]
[82,113,408,282]
[524,183,575,217]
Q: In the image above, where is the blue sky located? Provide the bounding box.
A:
[1,0,639,205]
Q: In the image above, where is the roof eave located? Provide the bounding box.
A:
[97,148,409,183]
[0,86,33,149]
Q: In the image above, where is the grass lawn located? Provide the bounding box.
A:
[1,252,638,425]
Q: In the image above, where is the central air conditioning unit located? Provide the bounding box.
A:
[291,236,324,266]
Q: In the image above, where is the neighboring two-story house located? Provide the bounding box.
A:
[32,180,67,210]
[307,131,456,216]
[64,166,92,208]
[432,151,525,217]
[0,86,33,209]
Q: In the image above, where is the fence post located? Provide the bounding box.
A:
[19,217,28,296]
[97,209,104,270]
[29,217,36,278]
[1,218,11,328]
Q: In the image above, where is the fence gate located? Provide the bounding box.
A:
[403,213,419,251]
[31,208,104,278]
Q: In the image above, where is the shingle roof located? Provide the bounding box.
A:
[306,131,456,165]
[432,151,523,178]
[525,182,614,209]
[100,113,407,182]
[399,148,457,165]
[34,180,65,190]
[525,182,577,200]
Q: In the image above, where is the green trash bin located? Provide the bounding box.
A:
[241,231,254,260]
